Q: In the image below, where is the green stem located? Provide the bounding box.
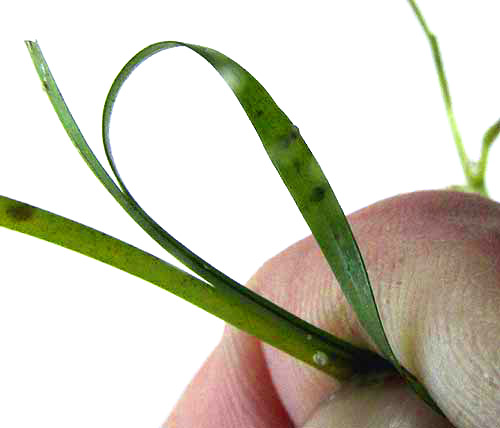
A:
[405,0,498,200]
[407,1,472,178]
[475,118,500,188]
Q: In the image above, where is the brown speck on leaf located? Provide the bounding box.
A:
[310,185,326,203]
[7,204,35,222]
[279,126,301,149]
[293,159,301,174]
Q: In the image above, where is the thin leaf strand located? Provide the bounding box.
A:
[0,194,374,379]
[24,40,392,381]
[24,38,442,415]
[407,0,471,182]
[476,118,500,189]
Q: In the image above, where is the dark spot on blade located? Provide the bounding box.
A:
[310,186,325,203]
[293,159,302,174]
[279,125,301,149]
[289,125,300,142]
[7,203,35,222]
[256,109,264,117]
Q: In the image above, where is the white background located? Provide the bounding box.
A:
[1,1,499,427]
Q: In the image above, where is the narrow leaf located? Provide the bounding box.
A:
[0,194,390,379]
[24,40,392,380]
[101,41,392,358]
[100,40,441,413]
[25,40,441,413]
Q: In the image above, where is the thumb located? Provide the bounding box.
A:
[252,190,499,428]
[356,191,500,428]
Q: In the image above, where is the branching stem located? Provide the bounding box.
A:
[408,0,497,198]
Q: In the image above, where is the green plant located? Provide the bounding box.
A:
[1,0,498,423]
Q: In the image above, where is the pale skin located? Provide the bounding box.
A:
[164,190,500,428]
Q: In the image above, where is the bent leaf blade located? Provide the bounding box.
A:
[25,39,442,414]
[24,40,393,381]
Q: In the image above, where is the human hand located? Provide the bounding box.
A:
[164,191,499,428]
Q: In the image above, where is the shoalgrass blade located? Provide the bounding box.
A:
[1,193,378,378]
[25,40,442,414]
[0,195,217,311]
[99,42,397,364]
[23,40,394,381]
[101,42,441,414]
[101,41,398,362]
[100,41,391,356]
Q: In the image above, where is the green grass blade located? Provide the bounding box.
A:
[0,195,217,308]
[0,194,392,379]
[25,40,441,413]
[24,40,393,380]
[100,41,441,413]
[100,41,394,359]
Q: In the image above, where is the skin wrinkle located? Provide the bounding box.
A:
[348,217,423,374]
[166,323,293,428]
[355,193,498,376]
[224,327,294,428]
[414,241,458,384]
[414,235,500,427]
[304,247,362,347]
[350,211,413,356]
[252,239,346,424]
[231,337,280,426]
[255,238,338,422]
[220,332,256,423]
[453,264,499,426]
